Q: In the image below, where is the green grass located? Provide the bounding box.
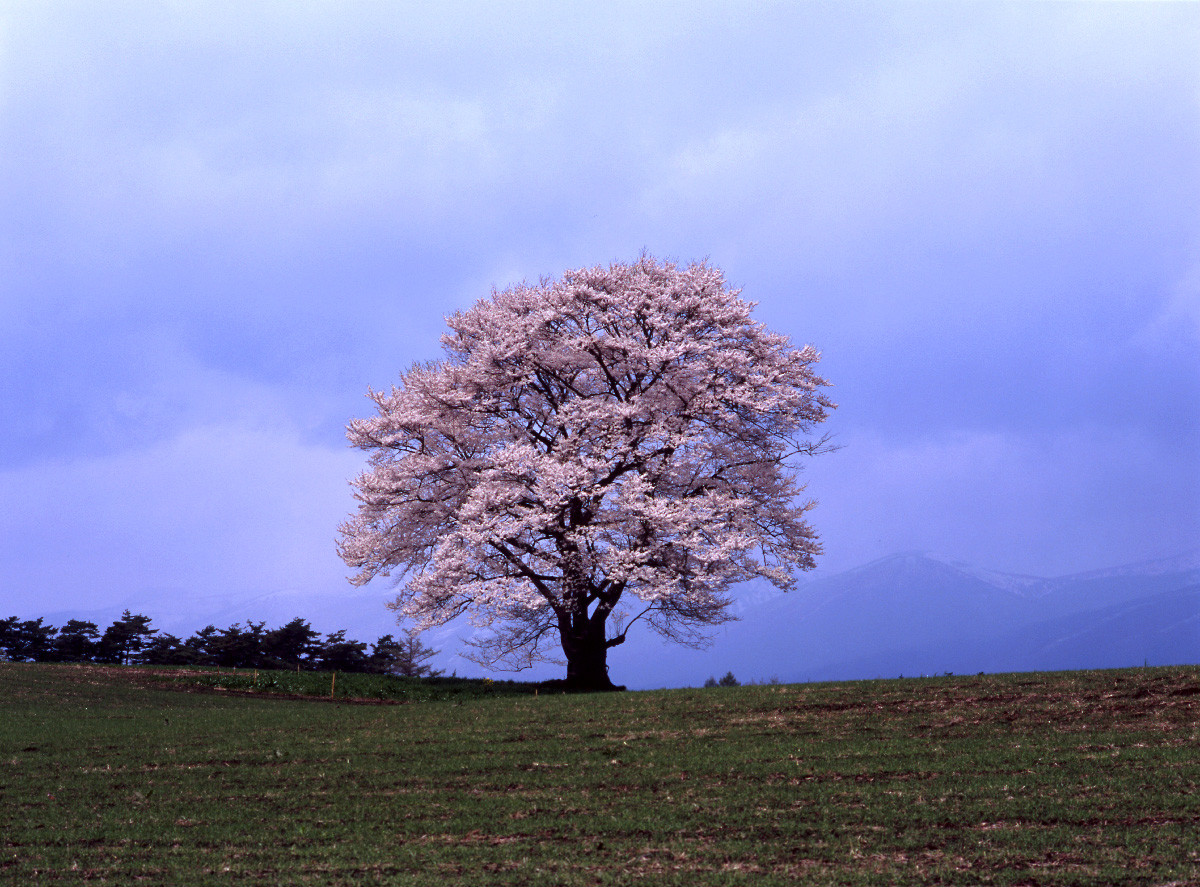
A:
[2,663,1197,885]
[148,664,554,703]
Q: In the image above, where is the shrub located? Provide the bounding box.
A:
[705,671,740,688]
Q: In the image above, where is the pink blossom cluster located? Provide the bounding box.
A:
[339,255,834,668]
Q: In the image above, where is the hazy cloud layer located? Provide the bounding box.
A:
[2,3,1197,625]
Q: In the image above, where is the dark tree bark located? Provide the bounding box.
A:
[561,620,619,690]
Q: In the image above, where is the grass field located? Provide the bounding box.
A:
[2,663,1197,885]
[153,665,553,704]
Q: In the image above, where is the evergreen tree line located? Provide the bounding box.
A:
[0,611,441,676]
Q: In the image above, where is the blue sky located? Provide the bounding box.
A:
[2,2,1198,623]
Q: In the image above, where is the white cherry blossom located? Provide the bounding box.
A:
[339,254,834,688]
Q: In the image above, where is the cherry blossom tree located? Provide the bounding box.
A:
[339,255,834,689]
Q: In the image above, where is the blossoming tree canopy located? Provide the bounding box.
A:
[338,255,835,689]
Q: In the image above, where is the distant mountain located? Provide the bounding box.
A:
[659,551,1200,686]
[6,551,1197,688]
[991,584,1200,672]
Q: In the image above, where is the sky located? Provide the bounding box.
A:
[2,2,1198,632]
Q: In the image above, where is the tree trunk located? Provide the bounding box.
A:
[559,614,625,691]
[558,552,622,690]
[564,634,616,690]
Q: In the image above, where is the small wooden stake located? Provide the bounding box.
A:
[331,671,337,698]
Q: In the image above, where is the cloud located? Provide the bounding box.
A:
[645,4,1200,273]
[803,426,1200,577]
[0,420,363,611]
[1136,256,1200,346]
[0,2,1196,618]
